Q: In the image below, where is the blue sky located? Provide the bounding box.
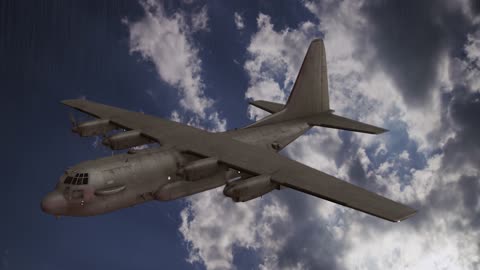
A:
[1,0,480,269]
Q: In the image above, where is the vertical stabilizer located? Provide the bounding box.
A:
[236,38,386,148]
[285,39,329,117]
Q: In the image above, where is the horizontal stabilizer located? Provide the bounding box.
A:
[249,100,285,114]
[306,113,388,134]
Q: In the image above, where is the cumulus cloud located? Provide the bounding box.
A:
[180,192,290,269]
[243,14,316,120]
[191,6,209,32]
[126,0,225,132]
[126,2,209,116]
[178,1,480,269]
[233,12,245,30]
[452,30,480,92]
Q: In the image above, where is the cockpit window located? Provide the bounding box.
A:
[64,173,89,185]
[64,176,73,184]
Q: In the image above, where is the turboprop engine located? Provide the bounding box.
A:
[176,157,219,181]
[102,130,151,150]
[155,158,228,201]
[72,119,116,136]
[223,174,279,202]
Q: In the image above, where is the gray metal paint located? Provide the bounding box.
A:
[42,38,416,222]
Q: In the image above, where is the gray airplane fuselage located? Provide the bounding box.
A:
[41,39,417,222]
[41,147,232,216]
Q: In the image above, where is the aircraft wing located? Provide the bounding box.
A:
[182,137,416,222]
[61,99,207,145]
[63,99,416,222]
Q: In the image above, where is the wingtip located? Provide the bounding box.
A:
[61,99,74,105]
[61,98,89,106]
[311,38,324,43]
[377,128,389,134]
[395,209,418,223]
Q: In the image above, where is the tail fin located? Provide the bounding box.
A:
[247,39,331,127]
[285,38,330,117]
[247,38,387,135]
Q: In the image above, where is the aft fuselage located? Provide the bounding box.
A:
[41,147,229,216]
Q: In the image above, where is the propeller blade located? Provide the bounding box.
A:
[69,112,79,133]
[69,112,77,126]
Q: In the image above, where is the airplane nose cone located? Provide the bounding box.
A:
[41,191,67,215]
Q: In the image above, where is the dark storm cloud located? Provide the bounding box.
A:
[470,0,480,15]
[458,175,480,228]
[442,88,480,170]
[360,0,473,106]
[271,191,345,270]
[334,132,357,167]
[348,158,367,185]
[404,85,480,230]
[406,172,480,234]
[459,175,479,207]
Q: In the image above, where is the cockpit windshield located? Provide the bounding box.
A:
[64,173,89,185]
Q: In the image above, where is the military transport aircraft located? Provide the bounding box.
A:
[41,39,416,222]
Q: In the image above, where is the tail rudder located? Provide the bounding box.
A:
[247,39,387,135]
[285,39,329,117]
[247,39,330,128]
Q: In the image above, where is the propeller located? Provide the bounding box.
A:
[69,112,79,133]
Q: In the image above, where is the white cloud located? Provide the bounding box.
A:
[207,111,227,132]
[180,189,289,270]
[399,150,410,161]
[126,0,212,118]
[245,78,284,120]
[191,6,209,32]
[461,30,480,92]
[233,12,245,30]
[243,14,316,120]
[343,220,479,270]
[178,1,480,269]
[125,0,226,132]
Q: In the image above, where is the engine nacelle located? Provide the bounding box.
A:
[156,170,227,201]
[223,175,279,202]
[177,157,219,181]
[73,119,116,137]
[102,130,151,150]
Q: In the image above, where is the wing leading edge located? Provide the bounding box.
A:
[271,164,416,222]
[62,99,416,222]
[181,136,416,222]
